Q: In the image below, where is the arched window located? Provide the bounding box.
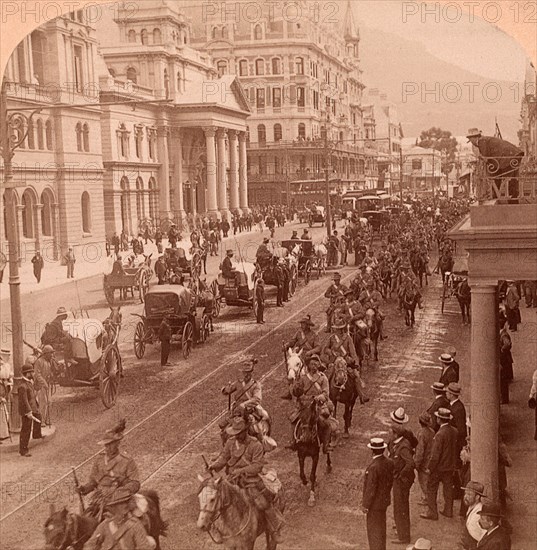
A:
[217,60,227,77]
[273,123,282,141]
[126,67,137,83]
[211,27,217,39]
[298,123,306,139]
[296,57,304,75]
[153,28,161,44]
[239,59,248,76]
[41,190,53,236]
[136,177,144,220]
[255,58,264,76]
[36,119,44,150]
[257,124,266,144]
[82,123,89,152]
[140,29,148,45]
[45,120,53,150]
[27,119,35,149]
[148,177,158,220]
[76,122,82,152]
[81,192,91,233]
[271,58,281,75]
[254,24,262,40]
[21,189,35,239]
[128,29,136,42]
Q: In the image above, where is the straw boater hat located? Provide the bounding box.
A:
[390,407,409,424]
[406,538,432,550]
[466,128,482,140]
[477,501,503,518]
[446,382,462,396]
[435,408,453,422]
[462,481,486,497]
[332,317,347,330]
[367,437,387,450]
[98,418,126,445]
[439,353,453,364]
[225,416,248,436]
[431,382,446,393]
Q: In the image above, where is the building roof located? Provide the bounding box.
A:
[343,0,360,41]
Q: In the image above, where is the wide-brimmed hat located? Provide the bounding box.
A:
[299,315,315,327]
[263,237,270,244]
[478,501,503,518]
[462,481,486,497]
[0,348,11,358]
[466,128,482,139]
[56,307,68,316]
[390,407,409,424]
[22,364,34,374]
[419,412,432,426]
[367,437,387,450]
[446,382,461,395]
[435,407,453,421]
[306,354,321,365]
[226,249,234,255]
[439,353,453,364]
[42,345,54,354]
[333,272,341,280]
[406,538,432,550]
[106,487,134,507]
[431,382,446,393]
[241,357,257,372]
[332,318,347,330]
[225,416,248,436]
[98,418,126,445]
[24,355,37,367]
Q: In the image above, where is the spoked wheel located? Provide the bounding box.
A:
[199,314,211,343]
[213,295,221,318]
[191,252,201,281]
[289,265,298,296]
[304,260,311,285]
[182,321,194,358]
[99,344,121,409]
[133,321,146,359]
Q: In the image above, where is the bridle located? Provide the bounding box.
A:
[47,512,85,550]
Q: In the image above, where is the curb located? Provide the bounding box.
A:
[0,424,57,455]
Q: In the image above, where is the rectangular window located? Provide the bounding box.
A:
[297,87,305,107]
[272,87,281,108]
[256,88,265,108]
[73,45,84,93]
[412,159,422,170]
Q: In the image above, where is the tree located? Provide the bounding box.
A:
[417,127,458,175]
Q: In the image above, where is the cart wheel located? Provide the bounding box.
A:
[191,252,201,281]
[213,296,221,318]
[100,344,121,409]
[134,321,146,359]
[182,321,194,358]
[304,260,311,285]
[199,314,211,343]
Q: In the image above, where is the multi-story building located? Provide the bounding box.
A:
[188,0,378,206]
[519,62,537,162]
[1,2,251,261]
[401,141,444,196]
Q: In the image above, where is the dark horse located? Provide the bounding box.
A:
[44,489,168,550]
[328,357,358,437]
[258,257,284,306]
[402,287,420,328]
[410,250,429,288]
[295,399,332,507]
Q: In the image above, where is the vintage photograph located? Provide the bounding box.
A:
[0,0,535,548]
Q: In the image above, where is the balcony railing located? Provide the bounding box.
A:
[475,157,537,204]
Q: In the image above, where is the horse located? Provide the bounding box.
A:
[102,306,122,348]
[364,308,381,362]
[328,357,358,437]
[350,319,370,368]
[44,489,167,550]
[437,253,454,284]
[402,287,420,328]
[197,476,284,550]
[410,251,428,288]
[295,399,332,507]
[285,347,305,384]
[379,264,392,299]
[313,243,327,275]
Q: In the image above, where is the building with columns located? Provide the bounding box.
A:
[186,0,379,205]
[1,2,251,261]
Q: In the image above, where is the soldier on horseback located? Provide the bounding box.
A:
[359,281,387,340]
[324,272,348,333]
[76,419,140,521]
[207,416,284,543]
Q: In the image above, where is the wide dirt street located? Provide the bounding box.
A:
[0,222,511,550]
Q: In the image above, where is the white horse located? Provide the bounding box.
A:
[285,347,305,386]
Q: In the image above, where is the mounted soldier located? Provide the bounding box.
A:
[359,280,387,340]
[324,272,349,333]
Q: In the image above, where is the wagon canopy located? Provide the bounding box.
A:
[144,285,194,316]
[234,261,257,290]
[62,319,104,364]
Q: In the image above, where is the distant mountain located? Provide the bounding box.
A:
[359,26,522,142]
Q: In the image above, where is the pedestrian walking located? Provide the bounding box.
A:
[415,412,435,505]
[362,437,394,550]
[31,251,44,283]
[530,368,537,441]
[18,363,43,457]
[426,382,450,432]
[65,246,76,279]
[421,408,458,520]
[475,502,511,549]
[459,481,487,549]
[256,279,265,324]
[388,408,416,545]
[158,316,172,366]
[34,345,55,426]
[499,322,514,404]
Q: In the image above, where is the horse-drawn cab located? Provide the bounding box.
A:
[216,261,261,318]
[281,239,320,284]
[362,210,389,233]
[163,242,202,283]
[103,253,152,304]
[308,205,326,227]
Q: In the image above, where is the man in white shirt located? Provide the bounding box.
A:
[459,481,486,549]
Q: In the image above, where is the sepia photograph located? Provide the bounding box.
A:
[0,1,535,548]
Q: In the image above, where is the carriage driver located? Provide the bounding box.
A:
[41,307,74,362]
[76,419,141,521]
[207,416,284,544]
[324,272,349,333]
[221,249,240,285]
[256,238,273,268]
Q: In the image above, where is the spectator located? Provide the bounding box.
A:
[504,281,520,331]
[476,502,511,549]
[426,383,450,432]
[439,353,459,386]
[65,247,76,279]
[523,280,537,308]
[530,369,537,441]
[31,251,44,283]
[459,481,486,549]
[499,321,514,404]
[415,412,435,506]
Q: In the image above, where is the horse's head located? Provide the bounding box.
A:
[365,308,376,326]
[286,347,303,381]
[108,305,122,325]
[44,505,70,550]
[197,477,221,531]
[333,356,348,387]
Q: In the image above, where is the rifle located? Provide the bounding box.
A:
[5,327,41,356]
[202,454,214,477]
[72,467,86,514]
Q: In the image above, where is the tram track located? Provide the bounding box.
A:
[0,268,355,526]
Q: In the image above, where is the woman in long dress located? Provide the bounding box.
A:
[0,350,14,441]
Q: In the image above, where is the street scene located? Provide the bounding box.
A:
[0,2,536,550]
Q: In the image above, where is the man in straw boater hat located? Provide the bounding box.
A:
[208,416,284,544]
[18,362,42,457]
[76,419,140,520]
[405,538,432,550]
[438,352,459,387]
[420,408,458,521]
[82,487,156,550]
[459,481,487,549]
[362,437,394,550]
[426,382,450,432]
[475,501,511,549]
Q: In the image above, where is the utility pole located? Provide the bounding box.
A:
[431,150,436,204]
[398,148,404,205]
[324,131,331,238]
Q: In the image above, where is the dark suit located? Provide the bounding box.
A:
[427,394,450,432]
[476,526,511,550]
[256,283,265,323]
[439,363,459,386]
[426,423,458,518]
[449,399,467,455]
[18,378,42,455]
[362,454,394,550]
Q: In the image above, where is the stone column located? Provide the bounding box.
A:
[171,128,186,224]
[51,202,60,260]
[228,130,240,214]
[216,128,228,221]
[470,282,500,500]
[16,205,24,265]
[157,124,172,221]
[238,131,249,213]
[204,127,218,218]
[34,203,43,253]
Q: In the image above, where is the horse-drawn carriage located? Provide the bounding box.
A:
[281,240,322,284]
[361,210,389,234]
[308,205,326,227]
[216,261,261,318]
[162,243,202,282]
[132,285,210,360]
[48,310,123,408]
[441,269,469,314]
[103,254,152,305]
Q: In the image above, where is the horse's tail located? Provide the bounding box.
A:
[140,489,168,537]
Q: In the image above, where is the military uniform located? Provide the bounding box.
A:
[324,281,349,332]
[284,329,321,358]
[83,515,152,550]
[323,331,359,365]
[223,378,262,408]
